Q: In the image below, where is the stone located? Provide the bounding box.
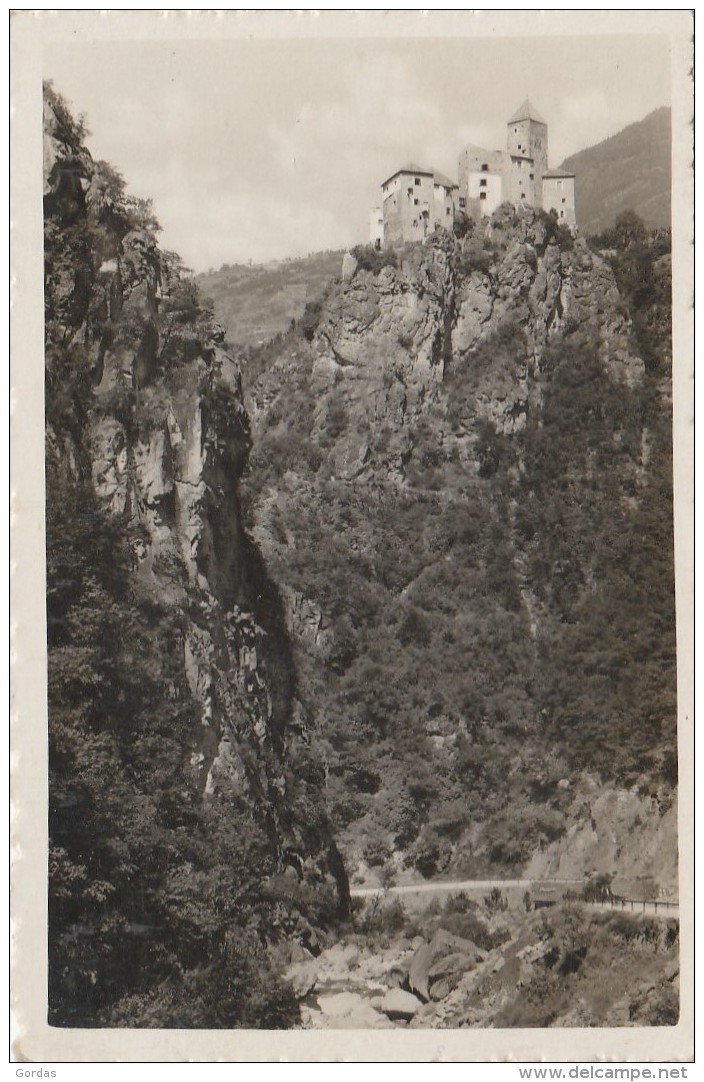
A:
[408,929,487,1002]
[342,251,358,282]
[386,964,407,989]
[286,961,317,998]
[313,992,393,1029]
[380,988,422,1021]
[317,991,366,1017]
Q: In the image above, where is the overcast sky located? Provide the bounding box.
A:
[45,32,671,271]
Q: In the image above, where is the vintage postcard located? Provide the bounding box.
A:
[10,9,694,1064]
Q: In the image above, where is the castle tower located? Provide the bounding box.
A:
[507,99,548,205]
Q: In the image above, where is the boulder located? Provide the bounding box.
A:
[408,928,487,1002]
[386,964,407,989]
[317,991,367,1017]
[380,988,422,1021]
[286,961,317,998]
[409,1000,443,1028]
[407,940,435,1001]
[314,991,393,1029]
[426,950,475,1000]
[341,251,358,282]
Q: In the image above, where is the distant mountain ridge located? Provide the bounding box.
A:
[561,107,671,234]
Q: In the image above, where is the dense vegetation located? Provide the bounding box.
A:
[45,84,341,1028]
[196,249,344,348]
[239,211,676,881]
[561,107,671,234]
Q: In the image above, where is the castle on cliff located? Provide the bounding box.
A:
[370,100,576,248]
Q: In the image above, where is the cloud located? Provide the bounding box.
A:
[561,90,611,124]
[157,185,349,270]
[45,34,672,268]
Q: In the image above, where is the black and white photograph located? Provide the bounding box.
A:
[10,9,693,1063]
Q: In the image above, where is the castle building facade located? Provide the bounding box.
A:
[371,100,576,247]
[371,165,458,249]
[459,100,575,226]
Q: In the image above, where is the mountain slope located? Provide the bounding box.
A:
[561,107,671,233]
[239,213,676,889]
[197,250,344,348]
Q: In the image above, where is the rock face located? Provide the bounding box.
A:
[43,88,349,915]
[523,776,679,896]
[302,212,643,484]
[240,208,676,890]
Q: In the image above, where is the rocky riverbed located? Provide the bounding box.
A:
[284,894,680,1029]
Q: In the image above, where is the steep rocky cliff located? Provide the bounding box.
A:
[294,212,643,481]
[44,85,348,1028]
[238,210,676,890]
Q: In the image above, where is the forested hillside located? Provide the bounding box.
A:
[561,107,671,233]
[197,250,344,348]
[44,83,348,1028]
[239,209,676,891]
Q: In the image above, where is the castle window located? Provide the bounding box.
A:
[413,219,418,226]
[521,193,526,200]
[407,187,413,196]
[459,197,466,208]
[414,198,419,205]
[479,178,487,187]
[446,207,451,215]
[481,163,488,171]
[530,173,534,180]
[560,210,565,218]
[479,192,487,201]
[415,178,421,186]
[562,198,566,204]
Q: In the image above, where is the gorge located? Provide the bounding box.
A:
[44,84,678,1030]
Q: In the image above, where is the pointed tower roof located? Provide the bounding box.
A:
[508,99,546,125]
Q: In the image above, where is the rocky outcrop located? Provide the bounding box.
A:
[43,87,349,914]
[239,204,675,892]
[524,777,679,897]
[299,208,644,485]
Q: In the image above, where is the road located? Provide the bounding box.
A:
[350,878,577,899]
[352,874,534,900]
[350,879,679,919]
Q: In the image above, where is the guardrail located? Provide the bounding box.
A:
[588,897,679,916]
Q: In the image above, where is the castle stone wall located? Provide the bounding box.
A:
[383,170,434,246]
[543,175,576,226]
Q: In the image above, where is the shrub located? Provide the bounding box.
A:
[453,212,474,239]
[299,298,324,341]
[356,895,408,938]
[483,886,508,915]
[351,244,399,275]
